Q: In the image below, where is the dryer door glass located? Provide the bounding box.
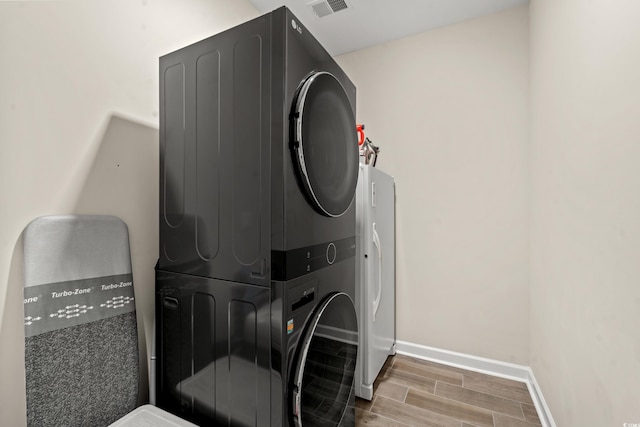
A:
[291,72,359,217]
[292,292,358,427]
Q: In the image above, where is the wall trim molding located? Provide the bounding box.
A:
[395,340,556,427]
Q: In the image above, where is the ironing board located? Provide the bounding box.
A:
[23,215,196,427]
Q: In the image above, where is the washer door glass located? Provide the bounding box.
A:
[291,72,359,217]
[292,292,358,427]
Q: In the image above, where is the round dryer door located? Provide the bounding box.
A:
[291,292,358,427]
[291,71,359,217]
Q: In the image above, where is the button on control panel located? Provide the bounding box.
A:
[326,242,336,264]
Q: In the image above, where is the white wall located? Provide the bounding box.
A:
[337,5,530,364]
[529,0,640,424]
[0,1,259,425]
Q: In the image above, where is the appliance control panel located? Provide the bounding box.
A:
[271,236,355,281]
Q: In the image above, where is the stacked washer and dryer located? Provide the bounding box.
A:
[156,7,360,427]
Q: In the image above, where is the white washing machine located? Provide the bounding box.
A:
[354,164,396,400]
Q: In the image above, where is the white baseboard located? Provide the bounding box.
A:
[394,340,556,427]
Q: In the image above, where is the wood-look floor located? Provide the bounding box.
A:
[355,354,542,427]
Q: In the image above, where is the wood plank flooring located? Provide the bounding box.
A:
[355,354,542,427]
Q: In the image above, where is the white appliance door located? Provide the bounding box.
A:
[360,165,396,394]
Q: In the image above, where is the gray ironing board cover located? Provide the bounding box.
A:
[23,215,139,427]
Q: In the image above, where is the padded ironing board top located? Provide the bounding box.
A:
[24,215,132,287]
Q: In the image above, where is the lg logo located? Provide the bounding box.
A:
[291,19,302,34]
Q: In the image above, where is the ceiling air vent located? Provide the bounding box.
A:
[308,0,349,18]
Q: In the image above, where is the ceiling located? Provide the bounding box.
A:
[247,0,528,56]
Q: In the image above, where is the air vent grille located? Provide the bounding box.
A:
[311,1,333,18]
[327,0,348,12]
[308,0,349,18]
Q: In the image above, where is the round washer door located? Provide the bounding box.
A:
[291,72,359,217]
[291,292,358,427]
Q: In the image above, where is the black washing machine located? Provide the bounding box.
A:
[156,7,359,427]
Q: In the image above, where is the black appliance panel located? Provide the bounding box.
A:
[270,254,357,427]
[271,236,356,281]
[270,7,358,252]
[159,15,271,286]
[156,270,271,426]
